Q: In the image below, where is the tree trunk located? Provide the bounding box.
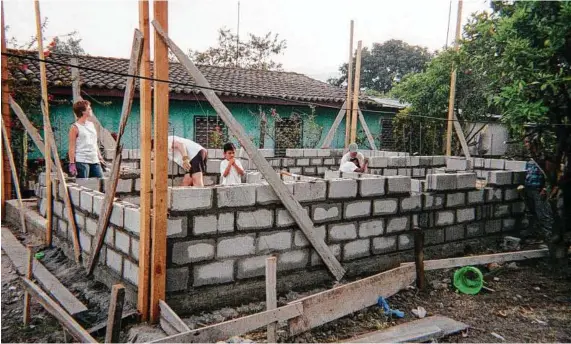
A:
[259,112,267,149]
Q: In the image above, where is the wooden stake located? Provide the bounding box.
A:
[1,118,27,233]
[413,227,425,290]
[150,0,169,323]
[20,277,97,343]
[266,256,277,343]
[350,40,362,144]
[357,107,377,150]
[1,1,12,213]
[344,20,354,148]
[105,284,126,343]
[152,20,346,281]
[34,0,52,246]
[138,0,152,322]
[445,0,463,156]
[23,246,33,325]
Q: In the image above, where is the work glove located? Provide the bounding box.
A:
[69,163,77,177]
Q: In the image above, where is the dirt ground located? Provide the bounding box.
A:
[2,222,570,343]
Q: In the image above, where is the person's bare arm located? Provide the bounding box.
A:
[223,159,234,177]
[233,160,245,176]
[171,139,191,171]
[68,125,78,163]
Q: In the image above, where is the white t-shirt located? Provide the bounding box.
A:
[167,136,204,168]
[340,161,358,173]
[340,152,365,169]
[74,121,99,164]
[220,159,244,185]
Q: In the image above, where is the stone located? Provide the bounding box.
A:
[423,194,444,210]
[368,156,388,168]
[385,176,411,194]
[124,206,141,235]
[237,209,273,230]
[372,236,397,254]
[296,158,310,166]
[446,193,466,207]
[115,230,131,255]
[92,192,105,216]
[398,234,413,250]
[486,158,505,170]
[277,250,309,271]
[168,217,188,238]
[106,249,123,274]
[131,238,139,261]
[427,174,456,191]
[293,226,326,248]
[503,218,516,231]
[68,186,81,208]
[425,229,445,245]
[504,188,520,201]
[344,200,371,219]
[303,149,318,157]
[317,149,331,157]
[485,220,502,233]
[467,190,485,204]
[388,157,407,167]
[256,183,294,205]
[193,215,218,235]
[169,187,213,211]
[237,256,267,279]
[329,223,357,241]
[328,178,357,199]
[386,217,409,233]
[216,184,255,208]
[193,260,235,286]
[294,180,327,202]
[343,239,370,260]
[276,208,295,227]
[486,188,503,202]
[436,211,454,226]
[495,204,511,217]
[359,177,385,197]
[456,208,476,223]
[116,179,133,193]
[312,203,341,222]
[217,235,255,258]
[447,158,470,171]
[373,199,398,215]
[166,267,189,292]
[487,171,512,185]
[505,160,526,171]
[383,169,398,176]
[79,231,92,254]
[257,231,292,252]
[123,259,138,286]
[400,195,422,212]
[358,219,384,238]
[109,202,125,227]
[445,225,465,241]
[218,213,235,233]
[466,222,484,237]
[457,173,477,189]
[75,178,100,191]
[172,240,215,264]
[311,244,341,266]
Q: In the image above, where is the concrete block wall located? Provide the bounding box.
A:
[445,156,527,181]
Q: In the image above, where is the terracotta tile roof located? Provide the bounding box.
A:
[8,49,380,106]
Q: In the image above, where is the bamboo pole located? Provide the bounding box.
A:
[23,246,33,325]
[1,2,12,214]
[138,0,152,322]
[344,20,354,148]
[150,0,169,323]
[350,40,362,144]
[34,0,53,245]
[266,256,277,343]
[445,0,463,156]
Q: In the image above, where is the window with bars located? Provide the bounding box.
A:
[194,116,228,149]
[274,117,303,157]
[379,118,395,150]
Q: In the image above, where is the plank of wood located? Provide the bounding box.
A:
[357,108,377,150]
[150,2,169,323]
[87,310,139,335]
[1,118,26,233]
[288,265,416,336]
[159,300,190,335]
[413,227,425,290]
[321,100,348,148]
[152,19,346,281]
[348,316,468,343]
[445,0,463,156]
[152,303,304,343]
[401,249,549,271]
[21,277,97,343]
[344,20,354,148]
[105,284,126,343]
[350,40,362,144]
[23,246,33,325]
[1,1,11,211]
[453,112,471,158]
[138,0,152,322]
[266,257,277,343]
[1,228,88,315]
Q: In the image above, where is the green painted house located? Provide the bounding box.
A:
[10,50,404,159]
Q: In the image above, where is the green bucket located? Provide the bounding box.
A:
[453,266,484,295]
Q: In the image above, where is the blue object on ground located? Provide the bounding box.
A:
[377,296,405,318]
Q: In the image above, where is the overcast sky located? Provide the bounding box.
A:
[3,0,490,81]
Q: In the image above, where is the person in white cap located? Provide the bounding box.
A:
[339,143,368,173]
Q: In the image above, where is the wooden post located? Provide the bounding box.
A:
[23,246,33,325]
[150,0,169,323]
[445,0,463,156]
[1,2,12,214]
[1,118,26,233]
[138,0,152,322]
[413,227,425,290]
[71,58,81,103]
[344,20,354,148]
[266,256,277,343]
[357,107,377,150]
[321,100,348,148]
[105,284,125,343]
[152,20,346,281]
[350,40,362,144]
[34,0,53,245]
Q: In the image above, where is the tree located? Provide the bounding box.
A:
[328,39,433,94]
[50,31,85,56]
[189,28,287,70]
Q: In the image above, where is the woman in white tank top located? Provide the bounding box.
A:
[68,100,105,178]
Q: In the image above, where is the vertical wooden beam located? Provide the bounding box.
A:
[1,118,26,233]
[445,0,463,156]
[138,0,152,322]
[266,256,277,343]
[413,227,425,290]
[150,0,169,324]
[1,2,12,214]
[344,20,354,148]
[105,284,126,343]
[350,40,362,144]
[34,0,53,245]
[23,246,33,325]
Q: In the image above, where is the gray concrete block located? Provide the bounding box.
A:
[504,188,519,201]
[68,186,81,207]
[312,203,341,223]
[447,192,466,207]
[512,201,525,214]
[276,208,295,227]
[193,215,217,235]
[445,225,465,241]
[495,204,511,217]
[123,259,138,286]
[116,179,133,193]
[503,218,516,231]
[386,176,411,194]
[106,249,123,274]
[206,159,222,174]
[467,190,485,204]
[388,157,407,167]
[397,168,412,176]
[436,211,454,226]
[237,256,267,279]
[105,227,115,247]
[173,239,215,264]
[359,177,385,197]
[487,171,512,185]
[237,209,273,230]
[486,158,505,170]
[294,180,327,202]
[343,239,370,260]
[386,217,409,233]
[485,219,502,233]
[257,231,292,252]
[359,219,384,238]
[256,182,293,205]
[278,249,309,271]
[53,201,64,218]
[296,158,310,166]
[110,202,125,227]
[131,237,139,262]
[457,173,477,189]
[425,229,445,245]
[372,236,397,254]
[170,187,213,211]
[400,195,421,212]
[505,160,526,171]
[310,244,341,266]
[166,267,189,292]
[456,208,476,223]
[79,231,92,254]
[216,184,255,208]
[423,194,444,210]
[303,149,318,157]
[373,198,398,215]
[92,192,104,216]
[512,171,525,185]
[323,158,336,166]
[328,178,357,199]
[383,168,398,176]
[329,223,357,241]
[412,168,426,177]
[317,149,331,157]
[293,226,326,248]
[427,174,456,191]
[324,170,341,179]
[123,206,140,235]
[344,200,371,219]
[168,217,188,238]
[486,187,503,202]
[466,222,484,237]
[217,235,255,258]
[75,178,100,191]
[447,158,471,171]
[310,158,323,166]
[74,212,86,231]
[218,213,235,233]
[115,230,130,255]
[193,260,235,286]
[398,234,413,250]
